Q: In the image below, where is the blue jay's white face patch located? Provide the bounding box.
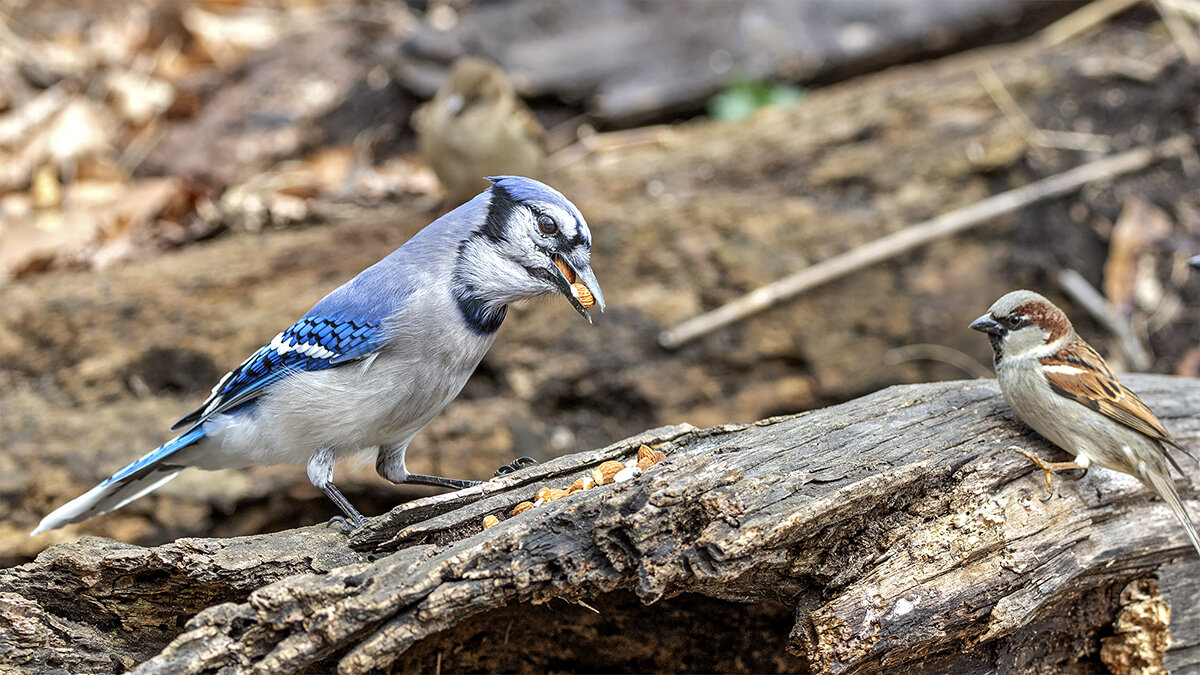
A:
[455,178,605,328]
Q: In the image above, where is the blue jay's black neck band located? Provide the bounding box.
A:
[480,185,518,244]
[455,288,507,335]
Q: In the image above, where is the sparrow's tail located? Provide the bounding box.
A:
[31,426,206,535]
[1144,468,1200,558]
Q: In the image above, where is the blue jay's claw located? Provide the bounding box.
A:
[316,476,371,531]
[326,514,366,534]
[494,456,540,477]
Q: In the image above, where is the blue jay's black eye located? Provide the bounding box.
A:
[537,214,558,235]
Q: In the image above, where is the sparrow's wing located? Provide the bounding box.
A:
[1041,340,1193,467]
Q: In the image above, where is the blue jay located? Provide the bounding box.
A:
[33,176,604,534]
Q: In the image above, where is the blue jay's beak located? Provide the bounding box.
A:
[553,255,605,323]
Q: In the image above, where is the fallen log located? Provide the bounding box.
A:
[2,375,1196,673]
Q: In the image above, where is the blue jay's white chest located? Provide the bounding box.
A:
[360,323,499,446]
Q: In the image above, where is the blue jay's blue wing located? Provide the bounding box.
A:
[171,316,385,431]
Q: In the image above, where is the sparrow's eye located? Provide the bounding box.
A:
[537,214,558,235]
[1001,315,1024,330]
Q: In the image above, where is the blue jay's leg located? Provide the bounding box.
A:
[494,456,539,476]
[307,448,368,530]
[376,443,482,490]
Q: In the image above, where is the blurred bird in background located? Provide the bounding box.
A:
[34,177,603,534]
[413,57,546,206]
[972,290,1199,556]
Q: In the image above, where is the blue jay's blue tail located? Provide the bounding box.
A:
[32,427,206,535]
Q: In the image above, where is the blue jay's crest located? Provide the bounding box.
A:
[487,175,592,246]
[172,316,384,430]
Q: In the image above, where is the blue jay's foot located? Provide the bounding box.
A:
[494,456,539,477]
[404,473,483,490]
[1008,446,1087,502]
[319,482,369,531]
[326,514,366,534]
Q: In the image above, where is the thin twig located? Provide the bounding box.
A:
[884,344,993,379]
[1041,0,1143,46]
[975,64,1110,153]
[546,125,675,171]
[575,599,601,614]
[1155,0,1200,64]
[658,134,1194,349]
[117,120,165,174]
[1056,268,1152,370]
[1160,0,1200,22]
[0,84,67,146]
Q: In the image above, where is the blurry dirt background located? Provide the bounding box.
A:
[2,0,1198,591]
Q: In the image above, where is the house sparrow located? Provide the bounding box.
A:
[971,289,1199,556]
[413,57,545,205]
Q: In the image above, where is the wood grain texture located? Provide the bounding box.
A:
[2,375,1196,674]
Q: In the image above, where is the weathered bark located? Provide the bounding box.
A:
[2,375,1196,674]
[6,17,1198,564]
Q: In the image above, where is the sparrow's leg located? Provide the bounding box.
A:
[494,456,540,477]
[1007,446,1087,502]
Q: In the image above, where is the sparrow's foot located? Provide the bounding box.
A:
[1008,446,1087,502]
[494,456,540,477]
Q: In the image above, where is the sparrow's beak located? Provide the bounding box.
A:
[969,314,1003,335]
[1190,254,1200,270]
[553,254,605,323]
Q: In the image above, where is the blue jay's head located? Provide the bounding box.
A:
[455,176,605,325]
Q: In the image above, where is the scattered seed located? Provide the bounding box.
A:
[569,476,595,493]
[614,466,642,483]
[593,460,625,485]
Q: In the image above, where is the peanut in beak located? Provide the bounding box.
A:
[554,257,596,308]
[572,284,595,308]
